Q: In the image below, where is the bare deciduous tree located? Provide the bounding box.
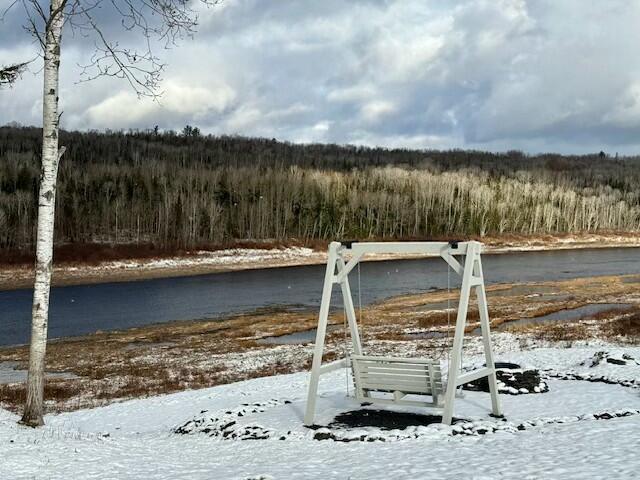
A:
[10,0,219,427]
[1,128,639,253]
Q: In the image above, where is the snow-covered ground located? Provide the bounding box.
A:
[2,345,639,479]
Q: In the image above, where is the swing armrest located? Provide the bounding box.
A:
[454,367,493,387]
[319,358,350,375]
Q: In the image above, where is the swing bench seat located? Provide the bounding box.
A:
[351,355,444,407]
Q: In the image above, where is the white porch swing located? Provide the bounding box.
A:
[303,240,502,426]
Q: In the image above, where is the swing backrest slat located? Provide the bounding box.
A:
[351,354,443,397]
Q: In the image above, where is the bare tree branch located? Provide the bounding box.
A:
[18,0,220,98]
[16,0,222,430]
[1,0,21,20]
[74,0,221,98]
[20,0,47,47]
[77,7,165,98]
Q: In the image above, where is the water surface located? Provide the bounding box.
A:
[494,303,633,331]
[1,247,639,346]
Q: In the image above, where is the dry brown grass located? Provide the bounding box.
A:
[601,312,640,339]
[506,306,640,343]
[0,380,80,411]
[4,232,640,267]
[0,306,332,413]
[509,322,592,342]
[0,384,24,407]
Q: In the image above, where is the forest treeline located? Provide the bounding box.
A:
[1,125,640,252]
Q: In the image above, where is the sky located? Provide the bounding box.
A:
[1,0,640,154]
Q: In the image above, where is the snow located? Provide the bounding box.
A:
[2,345,640,479]
[70,247,319,272]
[0,246,326,289]
[482,233,640,253]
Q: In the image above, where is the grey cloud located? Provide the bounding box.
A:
[2,0,640,154]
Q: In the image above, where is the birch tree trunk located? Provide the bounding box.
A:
[20,0,65,427]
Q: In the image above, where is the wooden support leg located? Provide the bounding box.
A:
[475,251,503,417]
[337,256,367,398]
[304,242,340,426]
[442,244,476,425]
[337,256,363,357]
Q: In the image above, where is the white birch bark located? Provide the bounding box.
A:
[21,0,65,427]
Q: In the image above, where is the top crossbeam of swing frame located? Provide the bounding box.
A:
[303,240,503,426]
[335,241,467,281]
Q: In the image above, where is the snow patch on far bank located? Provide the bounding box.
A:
[94,247,318,271]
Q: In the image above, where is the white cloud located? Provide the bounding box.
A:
[312,121,330,132]
[327,85,377,103]
[360,101,396,123]
[82,80,235,128]
[224,105,262,132]
[348,131,456,150]
[603,83,640,128]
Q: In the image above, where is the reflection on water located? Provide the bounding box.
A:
[0,361,78,385]
[496,303,633,331]
[257,327,336,345]
[468,303,634,336]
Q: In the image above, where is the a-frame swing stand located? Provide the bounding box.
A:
[304,240,502,426]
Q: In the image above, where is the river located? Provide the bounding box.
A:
[1,247,638,346]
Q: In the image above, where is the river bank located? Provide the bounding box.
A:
[2,232,640,291]
[1,273,639,413]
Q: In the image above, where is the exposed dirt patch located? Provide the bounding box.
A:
[464,369,549,395]
[328,409,459,430]
[312,408,640,442]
